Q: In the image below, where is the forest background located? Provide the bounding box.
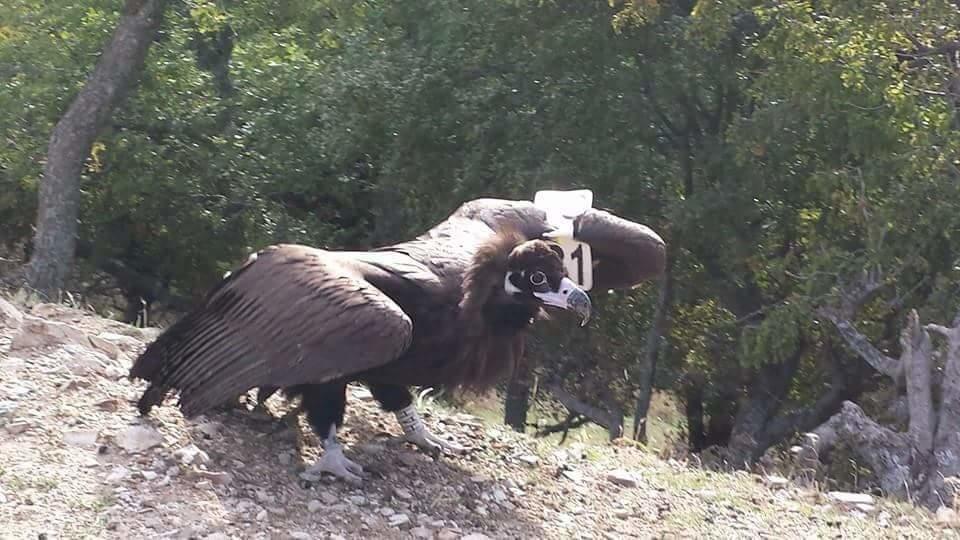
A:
[4,0,960,510]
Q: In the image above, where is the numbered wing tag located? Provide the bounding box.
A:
[554,235,593,291]
[534,189,594,291]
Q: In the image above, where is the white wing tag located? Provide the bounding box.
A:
[534,189,594,291]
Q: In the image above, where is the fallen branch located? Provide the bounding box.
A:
[533,412,589,443]
[800,400,911,499]
[544,382,624,440]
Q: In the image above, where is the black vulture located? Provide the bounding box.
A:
[129,193,666,483]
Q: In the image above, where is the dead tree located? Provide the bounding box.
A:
[806,268,960,510]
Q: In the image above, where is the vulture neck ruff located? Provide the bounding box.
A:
[444,228,542,390]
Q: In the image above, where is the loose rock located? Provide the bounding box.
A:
[174,444,211,466]
[87,334,121,360]
[64,429,99,447]
[116,425,163,453]
[765,475,789,490]
[105,466,129,484]
[437,530,460,540]
[936,507,960,527]
[517,454,539,467]
[0,297,23,330]
[828,491,874,506]
[10,316,87,351]
[606,470,639,488]
[410,525,433,539]
[94,332,146,353]
[388,513,411,529]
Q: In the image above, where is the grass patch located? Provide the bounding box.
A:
[448,387,685,453]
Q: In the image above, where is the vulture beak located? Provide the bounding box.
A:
[534,277,592,326]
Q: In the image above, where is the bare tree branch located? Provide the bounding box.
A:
[817,266,904,382]
[902,310,934,457]
[817,311,904,382]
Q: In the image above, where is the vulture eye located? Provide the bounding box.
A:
[529,271,547,286]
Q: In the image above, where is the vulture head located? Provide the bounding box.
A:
[503,239,592,326]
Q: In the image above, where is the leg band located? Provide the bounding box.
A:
[395,404,425,436]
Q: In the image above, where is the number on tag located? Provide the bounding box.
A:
[553,236,593,291]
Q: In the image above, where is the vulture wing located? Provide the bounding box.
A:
[130,244,414,417]
[437,198,666,291]
[574,208,666,290]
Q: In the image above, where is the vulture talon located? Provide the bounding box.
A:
[404,430,467,456]
[395,405,468,456]
[307,448,365,485]
[308,425,365,485]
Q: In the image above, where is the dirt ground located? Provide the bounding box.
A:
[0,299,954,539]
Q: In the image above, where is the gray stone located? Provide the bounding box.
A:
[764,475,789,489]
[410,526,433,539]
[606,469,639,488]
[174,444,210,466]
[0,297,23,330]
[517,454,539,467]
[10,316,87,351]
[827,491,874,505]
[388,513,411,529]
[87,334,121,360]
[64,429,99,447]
[5,420,31,435]
[116,425,163,453]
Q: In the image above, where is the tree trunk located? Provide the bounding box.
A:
[25,0,168,298]
[633,267,672,442]
[685,381,706,451]
[503,359,532,432]
[704,390,737,447]
[724,342,805,466]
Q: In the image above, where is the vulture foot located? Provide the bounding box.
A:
[404,429,467,457]
[308,425,365,485]
[307,447,365,485]
[395,405,467,457]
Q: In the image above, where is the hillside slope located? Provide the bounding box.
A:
[0,298,950,539]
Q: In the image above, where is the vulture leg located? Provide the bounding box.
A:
[369,383,468,456]
[299,382,365,484]
[254,385,281,415]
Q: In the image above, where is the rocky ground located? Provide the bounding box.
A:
[0,296,955,539]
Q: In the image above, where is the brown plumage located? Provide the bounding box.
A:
[129,196,665,481]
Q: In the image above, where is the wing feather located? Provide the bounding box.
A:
[130,244,414,417]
